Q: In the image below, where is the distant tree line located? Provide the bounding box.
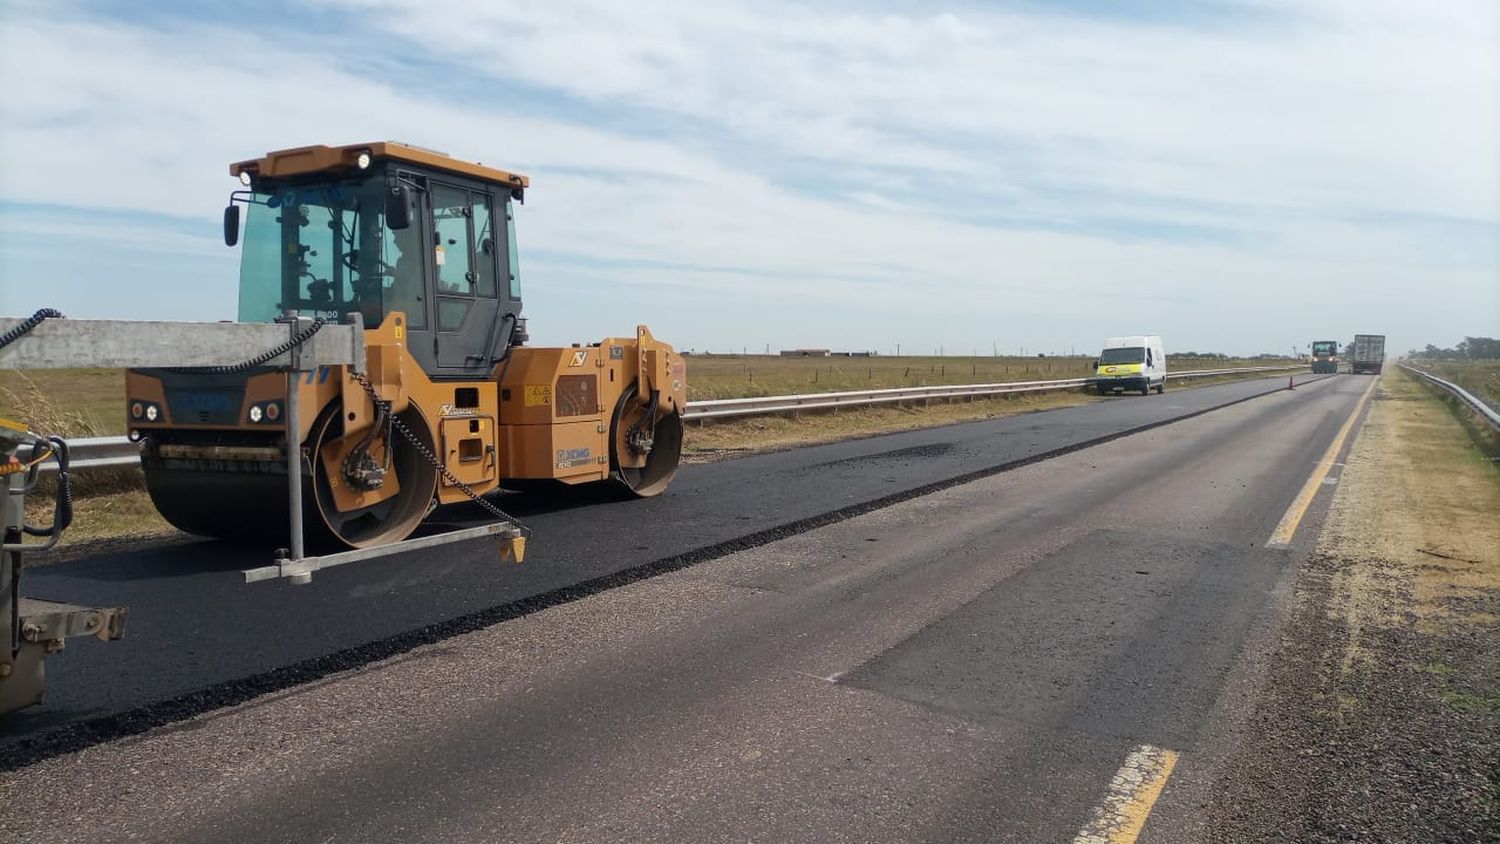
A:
[1406,336,1500,360]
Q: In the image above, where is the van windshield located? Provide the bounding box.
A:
[1099,346,1145,364]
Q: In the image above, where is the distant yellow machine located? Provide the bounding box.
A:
[126,142,686,549]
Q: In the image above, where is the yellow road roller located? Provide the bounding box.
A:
[126,142,686,550]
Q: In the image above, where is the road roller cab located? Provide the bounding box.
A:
[1309,340,1339,374]
[127,142,686,551]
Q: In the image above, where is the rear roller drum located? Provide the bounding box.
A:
[609,386,683,497]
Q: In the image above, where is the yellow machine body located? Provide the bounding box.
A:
[126,143,687,550]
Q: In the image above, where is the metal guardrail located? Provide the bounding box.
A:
[57,437,141,471]
[45,365,1307,471]
[683,365,1306,420]
[1399,363,1500,431]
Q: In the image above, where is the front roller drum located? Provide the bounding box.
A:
[143,402,439,550]
[609,386,683,497]
[308,401,438,549]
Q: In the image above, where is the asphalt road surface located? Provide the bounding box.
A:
[3,375,1317,751]
[2,374,1372,840]
[1,373,1374,840]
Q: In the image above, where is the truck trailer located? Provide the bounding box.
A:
[1350,334,1386,375]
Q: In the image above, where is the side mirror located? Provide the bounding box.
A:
[223,205,240,247]
[1091,360,1099,369]
[385,185,412,230]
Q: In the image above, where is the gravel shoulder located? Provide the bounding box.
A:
[1204,370,1500,842]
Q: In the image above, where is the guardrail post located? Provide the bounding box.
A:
[281,312,309,570]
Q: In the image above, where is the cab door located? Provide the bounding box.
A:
[430,183,504,378]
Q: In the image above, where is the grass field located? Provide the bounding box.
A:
[684,354,1285,400]
[2,355,1298,437]
[1403,361,1500,459]
[0,369,123,438]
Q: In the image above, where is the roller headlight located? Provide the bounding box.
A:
[144,404,159,421]
[239,170,253,186]
[247,401,283,423]
[356,151,371,170]
[130,401,144,420]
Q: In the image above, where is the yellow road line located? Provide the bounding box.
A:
[1074,744,1180,844]
[1265,376,1378,548]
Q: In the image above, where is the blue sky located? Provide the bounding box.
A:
[1,0,1495,357]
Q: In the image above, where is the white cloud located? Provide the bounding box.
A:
[0,0,1495,355]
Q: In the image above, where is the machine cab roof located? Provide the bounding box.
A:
[226,142,529,378]
[230,142,528,196]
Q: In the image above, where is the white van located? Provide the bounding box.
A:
[1094,335,1166,396]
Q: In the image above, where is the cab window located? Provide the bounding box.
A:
[505,200,522,300]
[473,197,498,298]
[432,185,474,331]
[381,223,427,330]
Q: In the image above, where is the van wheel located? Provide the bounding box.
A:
[1096,384,1107,396]
[1140,385,1150,396]
[1155,381,1165,394]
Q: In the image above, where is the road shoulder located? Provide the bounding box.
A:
[1203,370,1500,841]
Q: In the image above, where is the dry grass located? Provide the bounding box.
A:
[685,354,1290,400]
[0,369,123,437]
[3,370,177,559]
[1411,360,1500,410]
[1404,361,1500,459]
[1317,368,1500,636]
[0,356,1295,423]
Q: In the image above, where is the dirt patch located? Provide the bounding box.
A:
[20,487,182,565]
[1205,369,1500,841]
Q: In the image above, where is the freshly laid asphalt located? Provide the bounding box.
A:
[2,374,1330,758]
[0,373,1375,842]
